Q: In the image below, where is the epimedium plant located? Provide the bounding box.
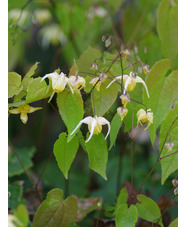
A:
[8,0,178,226]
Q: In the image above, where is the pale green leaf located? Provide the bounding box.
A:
[169,218,178,227]
[25,77,52,104]
[85,133,108,180]
[92,79,118,116]
[8,101,25,108]
[13,204,29,227]
[53,133,79,179]
[8,72,23,98]
[115,204,138,227]
[32,189,78,227]
[136,194,163,226]
[159,104,178,184]
[115,187,128,213]
[77,46,102,76]
[25,62,39,78]
[57,89,84,142]
[109,113,122,150]
[143,59,178,129]
[157,0,178,67]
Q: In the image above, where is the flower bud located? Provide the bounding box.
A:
[165,142,174,151]
[90,63,98,71]
[117,107,128,121]
[120,94,130,107]
[143,65,150,74]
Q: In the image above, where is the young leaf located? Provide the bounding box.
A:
[115,187,128,213]
[57,89,84,142]
[25,77,52,104]
[109,113,122,150]
[168,218,178,227]
[159,104,178,184]
[92,79,118,116]
[115,204,138,227]
[8,72,23,98]
[143,59,178,130]
[136,194,163,226]
[32,189,78,227]
[13,204,29,227]
[157,0,178,67]
[85,133,108,180]
[53,133,79,179]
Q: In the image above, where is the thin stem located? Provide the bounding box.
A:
[64,178,69,198]
[8,139,34,186]
[135,116,178,195]
[131,138,134,195]
[35,151,54,188]
[160,150,178,160]
[130,98,147,111]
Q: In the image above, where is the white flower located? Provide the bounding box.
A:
[106,72,149,97]
[70,116,110,143]
[68,75,86,94]
[165,142,174,151]
[136,108,153,130]
[41,71,69,102]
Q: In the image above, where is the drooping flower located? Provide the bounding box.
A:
[117,107,128,121]
[120,49,130,59]
[165,142,174,151]
[89,73,108,91]
[172,179,178,195]
[119,94,130,107]
[90,63,98,71]
[9,104,42,124]
[68,75,86,94]
[41,71,69,102]
[143,65,150,74]
[70,116,110,142]
[136,108,153,130]
[106,72,149,97]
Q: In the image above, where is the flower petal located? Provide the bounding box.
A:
[9,108,21,114]
[86,118,97,143]
[134,76,150,98]
[106,75,122,88]
[20,112,28,124]
[41,72,59,82]
[70,116,93,136]
[28,106,43,113]
[97,117,110,139]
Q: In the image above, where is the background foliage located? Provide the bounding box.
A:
[8,0,178,226]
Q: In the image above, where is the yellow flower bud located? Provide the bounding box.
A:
[117,107,128,121]
[136,108,153,130]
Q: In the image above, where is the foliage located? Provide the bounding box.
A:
[8,0,178,226]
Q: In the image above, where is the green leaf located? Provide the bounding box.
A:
[57,89,84,142]
[85,133,108,180]
[109,113,122,150]
[8,181,23,210]
[169,218,178,227]
[13,204,29,227]
[143,59,178,129]
[8,146,36,177]
[107,0,123,12]
[25,77,52,103]
[25,62,39,78]
[77,46,102,76]
[92,79,118,116]
[115,204,138,227]
[136,194,163,226]
[157,0,178,67]
[159,104,178,184]
[8,72,23,98]
[8,101,25,108]
[115,187,128,213]
[32,189,78,227]
[53,133,79,179]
